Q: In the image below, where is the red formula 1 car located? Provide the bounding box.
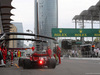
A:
[18,51,56,69]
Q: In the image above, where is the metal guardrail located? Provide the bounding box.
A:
[0,33,6,46]
[0,32,56,49]
[0,32,56,41]
[0,38,48,43]
[6,32,56,40]
[0,33,6,40]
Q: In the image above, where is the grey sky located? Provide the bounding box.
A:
[11,0,99,33]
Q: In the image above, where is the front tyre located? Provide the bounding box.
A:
[18,58,24,66]
[23,59,32,69]
[47,59,56,69]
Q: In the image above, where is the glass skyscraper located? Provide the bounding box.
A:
[34,0,58,49]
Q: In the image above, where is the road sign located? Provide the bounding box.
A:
[52,28,100,37]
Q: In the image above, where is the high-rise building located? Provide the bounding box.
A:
[9,24,17,48]
[34,0,58,49]
[11,22,24,48]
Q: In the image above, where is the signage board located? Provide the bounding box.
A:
[52,28,100,37]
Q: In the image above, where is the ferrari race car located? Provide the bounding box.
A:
[18,51,56,69]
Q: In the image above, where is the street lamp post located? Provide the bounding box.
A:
[26,29,34,45]
[26,29,33,34]
[26,29,40,51]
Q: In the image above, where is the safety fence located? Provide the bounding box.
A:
[61,49,100,58]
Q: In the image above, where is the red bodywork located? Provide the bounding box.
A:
[29,52,49,65]
[30,52,48,61]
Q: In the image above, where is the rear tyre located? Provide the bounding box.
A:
[18,58,24,66]
[23,59,32,69]
[47,59,56,69]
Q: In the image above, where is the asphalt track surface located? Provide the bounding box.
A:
[0,58,100,75]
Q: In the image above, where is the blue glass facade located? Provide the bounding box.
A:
[38,0,58,36]
[34,0,58,49]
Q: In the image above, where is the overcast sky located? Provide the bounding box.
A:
[11,0,99,33]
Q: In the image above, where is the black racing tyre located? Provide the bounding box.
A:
[23,59,31,69]
[18,60,20,66]
[0,52,3,60]
[47,58,56,69]
[18,58,21,66]
[18,58,24,66]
